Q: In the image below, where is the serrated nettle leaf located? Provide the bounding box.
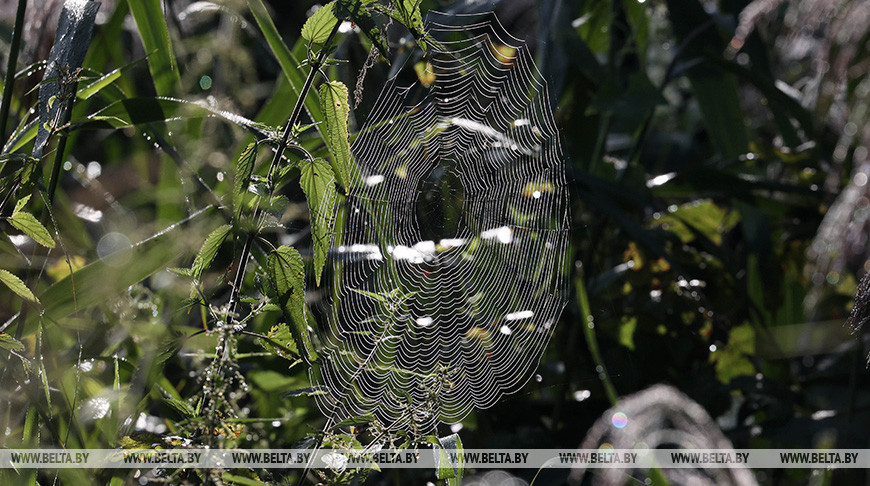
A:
[318,81,351,188]
[8,211,55,248]
[0,269,39,304]
[190,224,232,281]
[13,194,31,214]
[301,1,339,44]
[234,142,257,220]
[267,195,290,218]
[0,332,25,352]
[267,246,317,361]
[258,323,300,360]
[300,158,337,286]
[248,182,271,197]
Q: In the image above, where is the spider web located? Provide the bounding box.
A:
[310,11,570,432]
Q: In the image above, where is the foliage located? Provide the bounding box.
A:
[0,0,867,485]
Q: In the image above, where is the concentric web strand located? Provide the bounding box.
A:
[310,12,570,432]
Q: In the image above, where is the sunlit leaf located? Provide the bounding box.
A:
[0,332,25,352]
[318,81,351,188]
[0,269,39,304]
[9,211,55,248]
[190,224,232,281]
[233,143,257,221]
[300,158,337,286]
[128,0,179,96]
[267,246,317,361]
[301,1,339,44]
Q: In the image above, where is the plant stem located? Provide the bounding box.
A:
[47,99,75,204]
[0,0,27,140]
[575,267,619,405]
[226,20,342,321]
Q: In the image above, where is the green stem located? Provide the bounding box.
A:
[226,20,342,321]
[47,101,75,204]
[0,0,27,140]
[576,270,618,405]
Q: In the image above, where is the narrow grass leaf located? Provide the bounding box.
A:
[246,0,325,133]
[128,0,179,96]
[32,0,101,159]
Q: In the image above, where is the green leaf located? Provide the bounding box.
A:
[246,0,325,137]
[301,2,339,44]
[77,57,147,100]
[190,224,232,281]
[8,211,55,248]
[257,323,300,361]
[267,246,317,361]
[318,81,351,188]
[13,194,31,214]
[300,158,337,286]
[429,433,464,483]
[0,269,39,305]
[162,397,196,418]
[128,0,180,96]
[233,143,257,221]
[333,414,376,427]
[281,386,328,398]
[77,97,262,132]
[0,332,25,352]
[394,0,426,49]
[221,472,268,486]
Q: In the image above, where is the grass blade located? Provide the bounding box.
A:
[128,0,180,96]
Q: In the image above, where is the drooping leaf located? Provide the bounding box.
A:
[0,268,39,304]
[267,246,317,361]
[128,0,180,96]
[300,158,337,286]
[301,1,339,44]
[318,81,351,188]
[233,143,257,220]
[190,224,232,281]
[32,0,101,159]
[0,332,25,352]
[8,211,55,248]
